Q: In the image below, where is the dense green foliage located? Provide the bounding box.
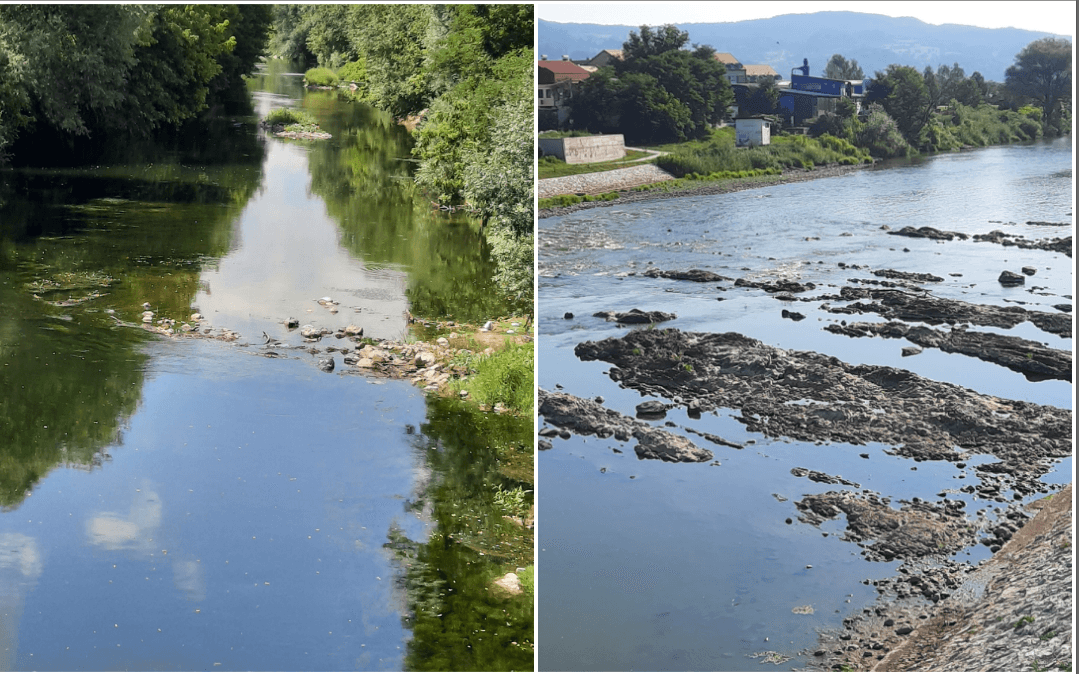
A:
[452,339,534,414]
[824,54,864,80]
[275,4,534,308]
[264,107,316,126]
[656,127,872,176]
[303,66,338,87]
[1005,38,1072,134]
[0,5,271,162]
[569,25,734,144]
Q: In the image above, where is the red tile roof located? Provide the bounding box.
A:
[537,60,591,81]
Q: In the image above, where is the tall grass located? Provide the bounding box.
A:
[304,67,339,87]
[655,127,871,178]
[453,340,533,413]
[264,107,317,127]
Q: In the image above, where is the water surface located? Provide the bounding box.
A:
[1,62,532,671]
[538,139,1072,671]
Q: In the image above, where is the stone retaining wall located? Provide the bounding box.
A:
[540,135,626,164]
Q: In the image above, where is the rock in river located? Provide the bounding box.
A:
[318,357,334,372]
[998,270,1025,286]
[593,308,676,324]
[538,389,712,463]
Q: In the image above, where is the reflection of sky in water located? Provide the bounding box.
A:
[1,340,429,670]
[194,139,408,342]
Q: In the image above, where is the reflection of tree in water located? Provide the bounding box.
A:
[304,93,518,323]
[384,396,533,671]
[0,120,266,508]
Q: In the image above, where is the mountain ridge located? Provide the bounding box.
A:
[539,12,1069,81]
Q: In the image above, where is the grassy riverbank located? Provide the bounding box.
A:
[538,150,651,179]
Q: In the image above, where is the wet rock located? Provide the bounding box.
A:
[573,328,1070,496]
[825,287,1071,337]
[343,324,363,336]
[642,268,733,283]
[593,308,676,324]
[781,309,806,321]
[538,389,712,463]
[888,226,969,241]
[872,269,943,283]
[538,440,553,451]
[564,312,574,319]
[1053,304,1072,313]
[286,317,299,329]
[790,467,860,487]
[825,321,1071,382]
[1021,266,1037,276]
[317,357,334,372]
[998,270,1025,286]
[734,278,816,293]
[635,401,668,418]
[973,230,1072,257]
[901,346,922,357]
[795,492,975,562]
[684,427,743,449]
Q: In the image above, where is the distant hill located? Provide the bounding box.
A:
[539,12,1069,81]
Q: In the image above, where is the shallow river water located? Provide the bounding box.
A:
[1,64,532,671]
[537,139,1072,671]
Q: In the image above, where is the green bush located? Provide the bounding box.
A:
[453,340,533,413]
[264,107,317,127]
[304,67,339,87]
[518,565,534,595]
[336,59,366,83]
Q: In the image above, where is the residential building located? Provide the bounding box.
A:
[713,52,747,84]
[585,49,623,69]
[538,59,591,112]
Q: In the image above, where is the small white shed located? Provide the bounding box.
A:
[735,117,771,147]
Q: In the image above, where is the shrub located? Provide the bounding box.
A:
[453,340,533,413]
[264,107,317,127]
[518,565,534,595]
[304,67,339,87]
[336,60,366,84]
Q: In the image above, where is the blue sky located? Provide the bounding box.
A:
[536,2,1076,38]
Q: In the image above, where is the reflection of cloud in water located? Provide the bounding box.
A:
[1,533,43,670]
[172,559,206,602]
[0,533,43,581]
[86,488,162,552]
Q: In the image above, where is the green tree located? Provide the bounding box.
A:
[824,54,864,80]
[622,24,690,59]
[346,4,431,118]
[744,78,779,116]
[1005,37,1072,133]
[872,64,932,141]
[572,25,732,143]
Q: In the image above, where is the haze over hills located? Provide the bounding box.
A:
[539,12,1069,81]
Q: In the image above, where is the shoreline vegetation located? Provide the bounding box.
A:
[269,5,536,633]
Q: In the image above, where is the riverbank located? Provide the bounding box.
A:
[538,163,868,219]
[117,309,532,410]
[814,483,1072,672]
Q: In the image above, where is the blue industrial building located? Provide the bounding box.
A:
[778,59,867,126]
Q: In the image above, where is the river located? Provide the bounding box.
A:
[537,139,1072,671]
[0,62,532,671]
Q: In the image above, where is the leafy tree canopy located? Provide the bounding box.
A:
[823,54,864,80]
[1005,37,1072,130]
